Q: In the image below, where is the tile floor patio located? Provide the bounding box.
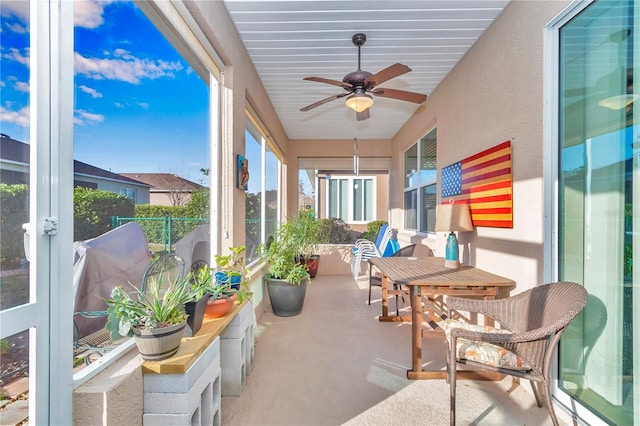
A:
[221,274,573,426]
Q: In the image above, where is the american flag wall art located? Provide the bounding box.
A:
[440,140,513,228]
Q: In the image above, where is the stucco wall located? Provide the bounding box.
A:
[390,0,572,292]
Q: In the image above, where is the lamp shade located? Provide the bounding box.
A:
[434,202,473,232]
[345,94,374,112]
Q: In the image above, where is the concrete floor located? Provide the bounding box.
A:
[221,275,573,426]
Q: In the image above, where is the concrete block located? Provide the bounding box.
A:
[144,337,220,393]
[144,359,220,414]
[220,335,246,396]
[221,302,253,339]
[74,350,144,426]
[245,325,255,375]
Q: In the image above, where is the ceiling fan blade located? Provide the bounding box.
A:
[356,108,370,121]
[300,93,348,112]
[364,63,411,87]
[372,88,427,104]
[303,76,353,89]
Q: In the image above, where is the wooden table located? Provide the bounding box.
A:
[368,256,515,380]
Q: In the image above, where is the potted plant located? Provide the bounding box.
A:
[282,209,322,278]
[104,274,193,360]
[196,247,252,319]
[214,245,248,290]
[259,223,311,317]
[183,264,213,336]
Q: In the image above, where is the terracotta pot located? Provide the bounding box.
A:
[297,255,320,278]
[132,321,186,361]
[204,297,234,318]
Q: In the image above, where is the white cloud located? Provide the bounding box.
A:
[78,84,103,98]
[3,47,29,67]
[74,109,105,126]
[74,50,183,84]
[114,102,123,108]
[1,1,30,24]
[0,105,29,127]
[0,81,5,88]
[137,102,149,110]
[14,81,29,93]
[5,21,27,34]
[74,0,115,29]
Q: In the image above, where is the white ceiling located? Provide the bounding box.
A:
[221,0,510,140]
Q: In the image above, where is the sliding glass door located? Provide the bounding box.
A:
[557,1,637,424]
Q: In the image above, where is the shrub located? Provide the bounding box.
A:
[74,187,134,241]
[0,184,28,268]
[362,220,388,242]
[317,218,354,244]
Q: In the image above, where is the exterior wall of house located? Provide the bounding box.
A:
[72,175,150,204]
[149,192,193,206]
[389,0,571,293]
[314,171,389,233]
[287,138,393,226]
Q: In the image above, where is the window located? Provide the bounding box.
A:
[556,1,636,424]
[327,176,375,223]
[245,115,280,264]
[71,0,217,386]
[404,128,437,233]
[119,188,136,200]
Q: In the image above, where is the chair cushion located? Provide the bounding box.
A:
[443,319,530,371]
[383,239,400,256]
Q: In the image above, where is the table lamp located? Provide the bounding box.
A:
[434,201,473,269]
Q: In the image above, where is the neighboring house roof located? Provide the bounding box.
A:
[119,173,204,193]
[0,133,149,187]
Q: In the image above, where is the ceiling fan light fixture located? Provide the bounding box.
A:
[345,93,374,112]
[598,93,639,110]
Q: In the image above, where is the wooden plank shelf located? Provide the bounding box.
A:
[142,299,249,374]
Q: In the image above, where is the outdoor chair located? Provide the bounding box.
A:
[368,243,434,314]
[444,281,587,426]
[141,253,185,294]
[351,223,395,281]
[73,253,185,365]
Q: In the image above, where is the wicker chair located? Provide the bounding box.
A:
[445,281,587,426]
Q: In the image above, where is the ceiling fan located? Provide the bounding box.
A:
[300,33,428,121]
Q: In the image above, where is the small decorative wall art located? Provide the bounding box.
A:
[440,140,512,228]
[237,154,249,191]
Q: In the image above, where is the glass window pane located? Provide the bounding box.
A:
[339,179,348,220]
[328,179,338,218]
[265,146,279,245]
[420,184,437,233]
[1,0,31,310]
[0,329,30,422]
[245,127,261,263]
[364,179,373,221]
[404,144,418,188]
[558,1,636,424]
[404,190,417,230]
[353,179,363,221]
[420,129,437,186]
[298,169,315,212]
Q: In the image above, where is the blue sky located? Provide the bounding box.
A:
[1,1,210,185]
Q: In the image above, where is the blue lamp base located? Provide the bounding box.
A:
[444,231,459,269]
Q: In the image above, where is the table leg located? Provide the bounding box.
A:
[381,274,389,318]
[408,284,422,378]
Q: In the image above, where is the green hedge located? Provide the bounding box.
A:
[74,187,134,241]
[0,184,29,269]
[361,220,388,242]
